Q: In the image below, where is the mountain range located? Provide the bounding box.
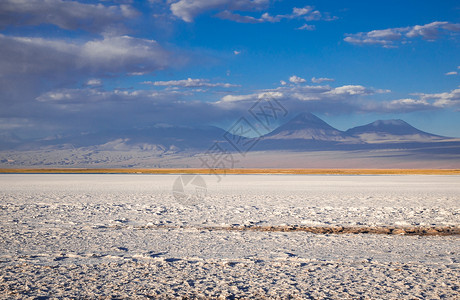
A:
[1,112,457,152]
[1,112,459,168]
[254,112,457,152]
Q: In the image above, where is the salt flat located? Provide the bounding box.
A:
[0,174,458,299]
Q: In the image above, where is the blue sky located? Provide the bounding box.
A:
[0,0,459,139]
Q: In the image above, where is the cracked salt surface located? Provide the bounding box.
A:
[0,174,458,299]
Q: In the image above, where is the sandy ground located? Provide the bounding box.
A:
[0,174,458,299]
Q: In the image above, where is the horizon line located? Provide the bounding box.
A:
[1,168,459,175]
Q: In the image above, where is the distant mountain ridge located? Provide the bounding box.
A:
[0,112,456,153]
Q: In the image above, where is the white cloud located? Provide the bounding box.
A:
[292,6,312,17]
[218,83,376,109]
[259,12,281,23]
[170,0,269,22]
[406,21,460,39]
[80,36,169,72]
[289,75,306,84]
[445,71,458,76]
[218,91,283,105]
[142,78,238,88]
[0,34,170,77]
[215,10,265,23]
[216,5,332,24]
[379,88,460,112]
[344,21,460,47]
[416,88,460,108]
[326,85,371,96]
[381,98,431,112]
[280,80,287,86]
[216,82,424,115]
[311,77,334,83]
[36,88,165,104]
[86,79,102,86]
[233,50,241,55]
[219,94,256,103]
[215,10,284,23]
[367,29,402,40]
[0,0,138,34]
[170,1,334,27]
[287,6,325,21]
[297,24,315,31]
[258,91,283,99]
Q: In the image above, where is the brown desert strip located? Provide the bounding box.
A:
[1,168,460,175]
[133,225,460,236]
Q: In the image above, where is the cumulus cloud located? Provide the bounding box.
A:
[375,88,460,113]
[215,10,299,24]
[170,1,333,27]
[297,24,315,31]
[37,83,459,120]
[219,94,255,103]
[415,88,460,108]
[311,77,334,83]
[216,81,456,115]
[406,22,460,39]
[214,83,397,119]
[0,34,170,78]
[0,0,138,34]
[216,5,332,25]
[326,85,372,96]
[344,21,460,47]
[289,75,306,84]
[215,10,267,23]
[170,0,270,22]
[218,83,373,106]
[86,79,102,86]
[36,88,168,104]
[142,78,238,88]
[292,6,313,17]
[445,71,458,76]
[380,98,432,112]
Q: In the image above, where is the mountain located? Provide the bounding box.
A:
[346,119,446,143]
[264,112,351,142]
[255,112,362,151]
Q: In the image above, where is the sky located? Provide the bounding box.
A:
[0,0,459,140]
